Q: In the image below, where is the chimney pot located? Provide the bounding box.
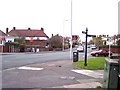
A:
[52,34,53,37]
[13,27,16,30]
[28,27,31,30]
[41,27,44,31]
[6,28,9,34]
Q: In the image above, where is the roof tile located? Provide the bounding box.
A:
[8,29,48,37]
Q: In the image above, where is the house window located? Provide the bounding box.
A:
[8,40,12,42]
[37,37,39,40]
[0,41,2,44]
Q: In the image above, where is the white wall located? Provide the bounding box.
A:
[5,36,14,42]
[25,37,48,40]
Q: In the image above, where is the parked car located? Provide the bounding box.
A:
[87,45,90,48]
[91,45,97,50]
[90,50,112,57]
[77,45,84,52]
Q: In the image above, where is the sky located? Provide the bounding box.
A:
[0,0,119,41]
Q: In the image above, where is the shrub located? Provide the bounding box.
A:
[116,39,120,45]
[5,42,20,47]
[99,45,120,48]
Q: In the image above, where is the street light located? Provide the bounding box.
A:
[108,37,112,58]
[63,20,68,51]
[70,0,73,60]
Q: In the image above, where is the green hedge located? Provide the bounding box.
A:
[99,45,120,48]
[5,42,20,47]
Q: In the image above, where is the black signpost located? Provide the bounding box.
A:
[82,27,96,66]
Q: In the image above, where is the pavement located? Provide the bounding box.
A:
[2,52,104,89]
[28,60,104,89]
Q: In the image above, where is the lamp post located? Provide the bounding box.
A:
[108,37,111,58]
[70,0,73,60]
[63,20,68,51]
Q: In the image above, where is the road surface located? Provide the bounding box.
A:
[2,48,92,70]
[2,48,100,88]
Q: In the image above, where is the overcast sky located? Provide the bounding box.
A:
[0,0,119,41]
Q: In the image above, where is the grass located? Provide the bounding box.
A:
[74,57,106,70]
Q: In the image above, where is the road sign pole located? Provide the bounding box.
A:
[84,28,88,66]
[82,27,96,66]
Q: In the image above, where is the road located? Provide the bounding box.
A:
[2,48,92,70]
[2,51,70,70]
[2,48,100,88]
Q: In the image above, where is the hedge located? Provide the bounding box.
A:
[99,45,120,48]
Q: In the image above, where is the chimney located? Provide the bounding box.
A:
[28,27,31,30]
[13,27,16,30]
[52,34,53,37]
[6,28,9,34]
[41,27,44,31]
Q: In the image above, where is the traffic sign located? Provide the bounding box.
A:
[87,35,96,37]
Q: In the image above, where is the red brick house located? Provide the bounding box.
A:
[72,35,80,44]
[0,30,6,52]
[0,30,6,45]
[7,27,49,52]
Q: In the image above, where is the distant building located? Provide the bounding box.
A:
[72,35,80,44]
[7,27,49,52]
[99,34,119,45]
[0,30,6,46]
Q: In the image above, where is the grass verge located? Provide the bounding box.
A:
[74,57,106,70]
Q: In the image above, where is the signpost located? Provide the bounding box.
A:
[82,27,96,66]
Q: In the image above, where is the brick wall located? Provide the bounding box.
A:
[0,46,9,52]
[99,47,120,53]
[0,46,20,52]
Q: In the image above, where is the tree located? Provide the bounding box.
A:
[116,39,120,45]
[5,42,20,47]
[14,39,26,45]
[48,34,63,48]
[92,36,103,47]
[88,39,94,45]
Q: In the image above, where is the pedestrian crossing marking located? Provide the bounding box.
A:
[18,66,43,71]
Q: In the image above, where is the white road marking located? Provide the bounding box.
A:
[72,70,103,78]
[18,66,43,71]
[3,68,16,71]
